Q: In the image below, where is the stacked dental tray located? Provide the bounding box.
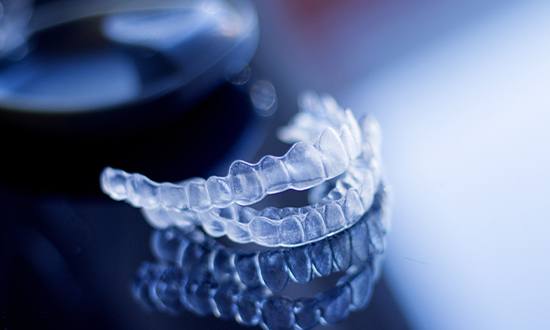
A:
[101,92,389,329]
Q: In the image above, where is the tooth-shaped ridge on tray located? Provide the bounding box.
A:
[187,179,210,212]
[249,217,280,246]
[283,142,326,190]
[259,156,291,194]
[344,109,362,151]
[229,161,266,205]
[218,206,238,221]
[358,171,375,208]
[342,189,365,225]
[349,220,369,263]
[200,212,227,238]
[279,207,297,219]
[367,216,385,254]
[314,127,350,179]
[225,221,252,243]
[339,125,359,160]
[100,167,129,200]
[323,203,346,233]
[330,230,352,272]
[302,209,327,242]
[159,183,188,210]
[206,176,233,208]
[278,216,305,246]
[237,207,257,224]
[127,173,159,209]
[165,208,195,228]
[360,114,382,151]
[258,207,281,220]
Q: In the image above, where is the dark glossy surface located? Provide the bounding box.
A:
[0,83,267,330]
[0,83,262,194]
[0,191,409,330]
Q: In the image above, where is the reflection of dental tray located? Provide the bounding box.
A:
[134,185,387,329]
[102,92,384,247]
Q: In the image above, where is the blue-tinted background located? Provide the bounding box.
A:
[3,0,548,329]
[254,0,550,329]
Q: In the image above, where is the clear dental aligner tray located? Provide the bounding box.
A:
[150,186,387,293]
[101,92,383,247]
[132,186,388,330]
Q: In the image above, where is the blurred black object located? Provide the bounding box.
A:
[0,1,267,329]
[0,0,260,194]
[0,0,259,135]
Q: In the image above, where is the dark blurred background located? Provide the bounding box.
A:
[2,0,549,329]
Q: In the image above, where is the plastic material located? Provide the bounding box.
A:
[101,92,383,247]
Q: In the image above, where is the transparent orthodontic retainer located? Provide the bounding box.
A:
[101,92,383,247]
[133,182,389,330]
